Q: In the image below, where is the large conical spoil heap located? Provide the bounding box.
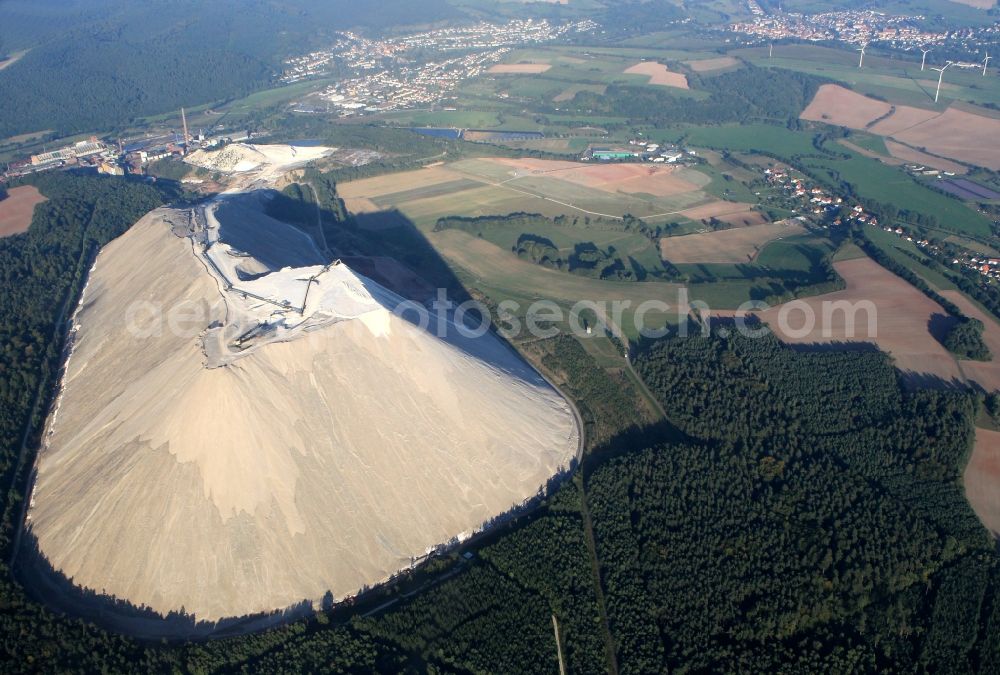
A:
[26,191,578,624]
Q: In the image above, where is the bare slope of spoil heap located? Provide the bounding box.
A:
[27,207,578,623]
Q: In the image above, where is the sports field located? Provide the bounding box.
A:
[0,185,46,237]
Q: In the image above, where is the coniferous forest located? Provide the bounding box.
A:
[0,175,998,672]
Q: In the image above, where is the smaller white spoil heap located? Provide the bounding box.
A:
[184,143,335,177]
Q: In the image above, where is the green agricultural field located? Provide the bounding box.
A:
[681,124,821,157]
[339,157,848,335]
[694,162,759,203]
[799,148,993,237]
[845,132,890,156]
[672,232,836,282]
[370,179,484,208]
[755,232,837,272]
[864,225,959,291]
[501,77,568,100]
[678,123,992,238]
[832,241,868,262]
[430,227,813,338]
[381,110,502,129]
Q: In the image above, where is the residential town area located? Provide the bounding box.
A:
[731,0,999,54]
[282,19,598,115]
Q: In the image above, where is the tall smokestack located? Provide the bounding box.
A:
[181,107,190,154]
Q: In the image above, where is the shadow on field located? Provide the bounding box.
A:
[928,312,960,344]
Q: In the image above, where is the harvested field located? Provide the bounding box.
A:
[684,56,740,72]
[660,220,804,264]
[891,108,1000,170]
[342,197,379,214]
[1,129,53,145]
[0,185,46,237]
[500,139,574,152]
[623,62,689,89]
[965,426,1000,538]
[340,157,716,227]
[490,158,704,196]
[801,84,891,129]
[884,140,968,174]
[678,200,759,222]
[370,179,483,208]
[802,85,1000,169]
[718,210,769,227]
[869,106,940,137]
[752,257,966,384]
[337,166,463,201]
[488,63,551,74]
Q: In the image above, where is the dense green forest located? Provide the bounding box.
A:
[624,328,999,671]
[945,318,992,362]
[0,0,455,137]
[564,66,827,127]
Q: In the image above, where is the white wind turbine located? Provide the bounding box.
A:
[920,48,932,71]
[932,61,955,103]
[857,43,868,69]
[984,51,993,77]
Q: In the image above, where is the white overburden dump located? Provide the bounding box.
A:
[26,197,579,622]
[185,143,335,179]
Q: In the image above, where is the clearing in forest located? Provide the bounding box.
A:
[0,185,46,237]
[964,426,1000,538]
[622,62,689,89]
[801,84,892,128]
